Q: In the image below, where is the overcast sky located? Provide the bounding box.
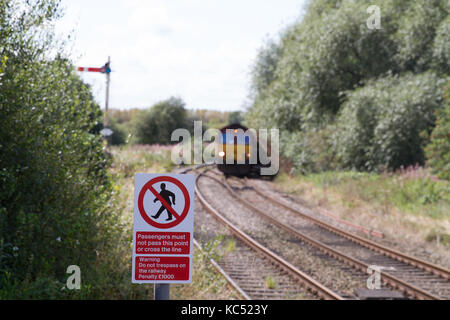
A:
[55,0,306,111]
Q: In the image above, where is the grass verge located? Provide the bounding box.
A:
[272,168,449,264]
[109,145,239,299]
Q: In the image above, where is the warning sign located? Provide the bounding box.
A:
[134,256,190,281]
[132,173,195,284]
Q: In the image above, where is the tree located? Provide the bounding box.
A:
[227,111,243,125]
[334,72,446,171]
[425,84,450,180]
[135,97,188,145]
[0,0,122,298]
[246,0,449,172]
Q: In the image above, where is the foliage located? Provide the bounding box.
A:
[265,275,276,289]
[280,127,337,174]
[106,117,128,146]
[425,84,450,180]
[227,111,243,125]
[246,0,449,173]
[106,107,235,146]
[250,39,281,99]
[110,145,174,178]
[106,108,143,145]
[276,167,449,220]
[0,0,146,299]
[134,97,187,145]
[187,109,230,129]
[334,72,446,171]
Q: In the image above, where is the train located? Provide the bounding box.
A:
[216,123,275,179]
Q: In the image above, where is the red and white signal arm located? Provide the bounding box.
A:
[132,173,195,284]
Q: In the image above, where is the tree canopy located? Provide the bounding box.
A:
[247,0,449,173]
[134,96,188,145]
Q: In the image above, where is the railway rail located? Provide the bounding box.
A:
[216,171,450,300]
[178,165,323,299]
[194,170,343,300]
[178,165,449,300]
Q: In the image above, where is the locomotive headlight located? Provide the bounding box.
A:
[219,151,225,157]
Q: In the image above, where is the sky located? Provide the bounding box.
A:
[55,0,306,111]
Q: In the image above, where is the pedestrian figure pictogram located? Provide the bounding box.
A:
[137,175,191,229]
[152,183,176,221]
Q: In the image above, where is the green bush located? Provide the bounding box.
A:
[0,0,143,299]
[246,0,449,173]
[280,126,337,174]
[334,72,447,171]
[106,118,128,146]
[425,85,450,180]
[134,97,188,145]
[227,111,244,125]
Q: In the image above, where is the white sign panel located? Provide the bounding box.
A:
[132,173,195,283]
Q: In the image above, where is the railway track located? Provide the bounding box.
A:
[193,225,314,300]
[181,165,449,299]
[177,165,324,299]
[194,171,343,300]
[214,171,450,300]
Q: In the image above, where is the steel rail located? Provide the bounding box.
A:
[237,177,385,238]
[195,173,344,300]
[193,238,251,300]
[247,181,450,281]
[217,175,441,300]
[179,165,253,300]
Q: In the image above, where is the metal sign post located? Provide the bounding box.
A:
[132,174,196,301]
[154,284,170,300]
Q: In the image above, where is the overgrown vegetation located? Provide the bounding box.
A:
[288,167,449,219]
[425,85,450,180]
[106,103,235,146]
[273,164,449,249]
[134,97,188,145]
[247,0,449,256]
[0,0,147,299]
[247,0,449,174]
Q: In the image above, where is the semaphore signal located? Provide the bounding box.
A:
[77,59,111,74]
[77,57,112,137]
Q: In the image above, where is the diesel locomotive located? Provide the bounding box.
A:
[216,123,274,178]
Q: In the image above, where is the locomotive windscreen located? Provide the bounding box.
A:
[221,132,250,145]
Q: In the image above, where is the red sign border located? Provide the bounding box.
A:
[137,176,191,229]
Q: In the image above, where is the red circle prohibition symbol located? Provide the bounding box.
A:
[138,176,190,229]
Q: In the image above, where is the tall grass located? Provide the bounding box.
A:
[109,145,238,300]
[296,166,449,219]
